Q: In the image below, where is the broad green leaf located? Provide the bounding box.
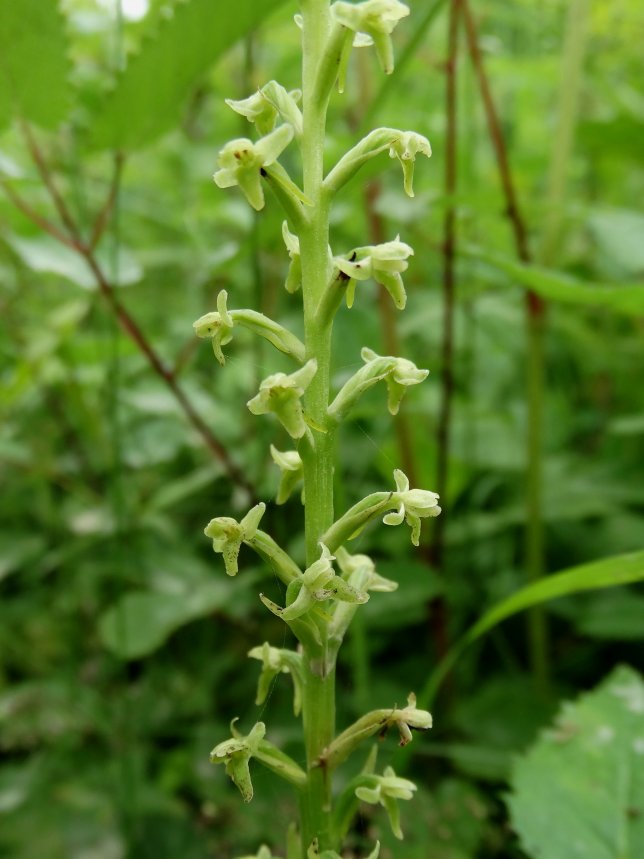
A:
[0,0,70,130]
[471,247,644,316]
[99,580,229,659]
[509,665,644,859]
[587,208,644,276]
[89,0,286,150]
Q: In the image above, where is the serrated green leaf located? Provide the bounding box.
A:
[0,0,70,130]
[509,665,644,859]
[89,0,287,150]
[470,247,644,316]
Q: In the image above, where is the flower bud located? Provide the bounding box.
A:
[270,445,304,504]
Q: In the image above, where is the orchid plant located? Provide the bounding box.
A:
[194,2,439,856]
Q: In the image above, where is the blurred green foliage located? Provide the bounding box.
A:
[1,0,643,856]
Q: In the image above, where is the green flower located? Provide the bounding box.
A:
[248,641,304,715]
[192,289,234,365]
[261,544,369,622]
[332,0,410,74]
[204,502,266,576]
[247,359,317,439]
[210,720,266,803]
[335,546,397,593]
[360,347,429,414]
[383,469,440,546]
[213,124,294,211]
[334,236,413,309]
[356,766,417,839]
[270,445,303,504]
[389,131,432,197]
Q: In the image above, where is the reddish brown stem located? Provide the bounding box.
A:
[89,151,125,250]
[430,0,461,572]
[12,122,253,496]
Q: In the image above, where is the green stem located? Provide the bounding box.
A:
[298,1,337,853]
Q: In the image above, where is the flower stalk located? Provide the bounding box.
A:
[195,2,439,855]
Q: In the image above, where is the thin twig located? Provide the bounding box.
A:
[12,121,254,497]
[0,179,79,250]
[89,150,125,250]
[431,0,461,572]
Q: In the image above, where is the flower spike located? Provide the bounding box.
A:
[204,502,266,575]
[383,470,440,546]
[247,360,318,439]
